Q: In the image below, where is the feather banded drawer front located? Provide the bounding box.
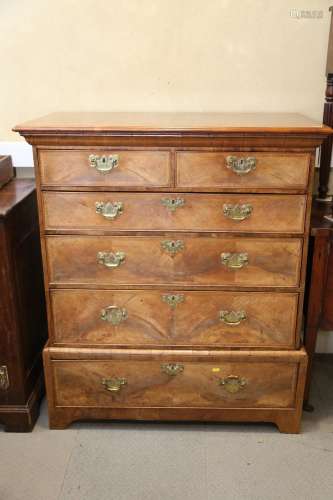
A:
[14,112,332,433]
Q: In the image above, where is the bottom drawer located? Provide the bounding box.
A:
[44,347,307,433]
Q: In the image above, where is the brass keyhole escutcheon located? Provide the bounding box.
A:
[161,240,185,256]
[161,363,184,376]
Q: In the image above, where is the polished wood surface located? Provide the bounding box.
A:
[0,155,14,189]
[304,201,333,406]
[14,112,331,134]
[43,192,306,234]
[46,235,302,288]
[44,345,307,432]
[39,149,171,188]
[15,112,331,432]
[53,359,297,409]
[50,290,298,349]
[177,152,310,191]
[0,179,47,432]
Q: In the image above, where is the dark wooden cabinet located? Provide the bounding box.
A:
[304,201,333,408]
[0,179,47,432]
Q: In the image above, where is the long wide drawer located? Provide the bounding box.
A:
[50,289,299,348]
[176,152,310,191]
[43,192,306,234]
[46,235,303,287]
[38,149,171,188]
[47,348,306,409]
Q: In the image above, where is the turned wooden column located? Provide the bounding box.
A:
[318,6,333,208]
[318,74,333,202]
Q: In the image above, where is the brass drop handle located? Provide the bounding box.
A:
[223,204,253,221]
[0,365,9,391]
[161,197,185,212]
[221,252,248,269]
[97,251,126,268]
[161,240,184,255]
[226,156,256,175]
[161,363,184,376]
[220,310,247,326]
[101,306,128,325]
[102,377,127,393]
[95,201,123,220]
[219,375,247,393]
[89,154,119,173]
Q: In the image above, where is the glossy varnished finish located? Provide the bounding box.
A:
[42,192,306,234]
[50,290,299,349]
[0,179,47,432]
[177,152,310,191]
[46,235,302,288]
[15,112,332,432]
[0,155,14,188]
[38,149,171,188]
[13,111,331,135]
[43,346,308,432]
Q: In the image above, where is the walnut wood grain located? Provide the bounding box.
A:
[14,111,330,433]
[38,149,171,188]
[42,192,306,234]
[13,111,331,135]
[43,345,307,432]
[177,152,310,191]
[46,235,302,288]
[49,289,298,349]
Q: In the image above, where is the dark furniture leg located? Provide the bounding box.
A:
[304,232,330,409]
[318,75,333,202]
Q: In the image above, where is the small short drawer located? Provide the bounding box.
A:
[38,149,171,189]
[43,192,306,234]
[176,152,310,191]
[49,349,303,409]
[50,289,299,348]
[46,235,303,288]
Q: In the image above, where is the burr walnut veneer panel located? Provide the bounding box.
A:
[15,112,332,432]
[46,235,302,288]
[43,192,306,234]
[50,289,298,349]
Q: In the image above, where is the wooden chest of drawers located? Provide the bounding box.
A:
[14,112,331,433]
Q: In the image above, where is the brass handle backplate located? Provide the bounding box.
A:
[220,310,247,326]
[161,197,185,212]
[161,240,184,255]
[219,375,247,394]
[101,306,128,325]
[161,363,184,376]
[102,377,127,392]
[161,294,185,308]
[89,154,119,173]
[226,156,256,175]
[97,251,125,268]
[223,204,253,221]
[0,365,9,391]
[221,252,248,269]
[95,201,123,220]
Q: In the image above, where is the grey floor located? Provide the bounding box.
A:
[0,356,333,500]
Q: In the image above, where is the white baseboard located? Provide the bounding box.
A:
[0,141,33,167]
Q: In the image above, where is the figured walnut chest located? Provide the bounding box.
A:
[14,112,332,433]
